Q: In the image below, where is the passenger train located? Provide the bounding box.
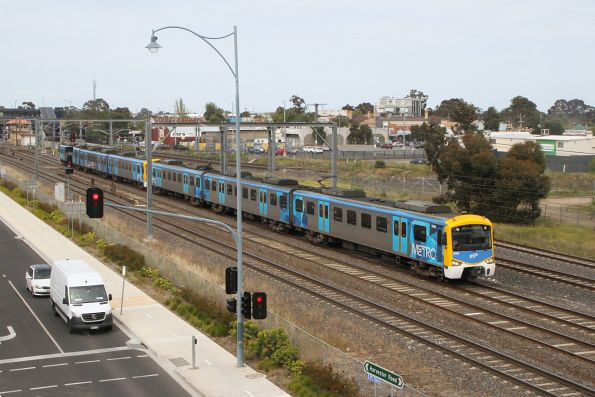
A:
[60,144,495,280]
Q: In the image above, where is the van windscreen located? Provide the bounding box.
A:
[69,285,108,303]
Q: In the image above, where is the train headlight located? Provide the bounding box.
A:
[452,260,462,266]
[486,258,495,264]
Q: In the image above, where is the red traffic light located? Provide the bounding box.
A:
[252,292,267,320]
[255,296,264,303]
[86,187,104,218]
[92,193,100,201]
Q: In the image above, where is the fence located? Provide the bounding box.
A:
[540,201,595,227]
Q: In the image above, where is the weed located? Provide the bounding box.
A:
[103,244,145,270]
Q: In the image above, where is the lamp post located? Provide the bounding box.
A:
[146,25,245,367]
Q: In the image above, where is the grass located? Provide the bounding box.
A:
[495,218,595,258]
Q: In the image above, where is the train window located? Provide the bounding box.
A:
[168,171,172,180]
[295,199,303,212]
[401,222,407,237]
[173,173,177,182]
[270,193,277,206]
[152,169,156,178]
[227,184,232,195]
[234,186,237,196]
[196,177,201,188]
[250,189,257,201]
[393,220,399,235]
[361,213,371,229]
[324,205,329,219]
[414,225,426,242]
[376,216,387,233]
[219,182,224,192]
[212,180,217,191]
[260,191,267,203]
[242,187,248,199]
[205,180,210,191]
[333,207,343,222]
[280,195,288,209]
[190,176,194,186]
[347,210,356,225]
[306,201,315,215]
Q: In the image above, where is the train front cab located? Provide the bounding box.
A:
[443,215,495,279]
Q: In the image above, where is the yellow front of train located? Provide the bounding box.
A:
[443,214,495,280]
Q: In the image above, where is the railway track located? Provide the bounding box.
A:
[3,148,595,396]
[496,241,595,270]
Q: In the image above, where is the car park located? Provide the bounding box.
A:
[25,264,51,296]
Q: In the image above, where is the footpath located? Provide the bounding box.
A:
[0,190,290,397]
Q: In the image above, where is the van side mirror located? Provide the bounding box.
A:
[62,297,69,305]
[108,294,112,301]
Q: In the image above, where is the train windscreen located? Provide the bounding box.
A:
[452,225,492,251]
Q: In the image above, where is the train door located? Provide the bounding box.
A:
[182,173,189,195]
[392,216,400,252]
[317,200,330,233]
[259,188,268,217]
[411,221,435,263]
[218,180,225,204]
[113,159,118,176]
[400,218,409,256]
[133,163,142,183]
[194,175,201,198]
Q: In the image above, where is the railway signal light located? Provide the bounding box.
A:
[252,292,267,320]
[66,154,73,168]
[241,292,251,319]
[226,298,237,313]
[225,267,238,294]
[86,187,104,218]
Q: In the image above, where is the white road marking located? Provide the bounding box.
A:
[99,377,126,383]
[145,313,152,318]
[42,363,68,368]
[106,356,131,361]
[0,326,16,343]
[204,360,212,366]
[75,360,100,364]
[30,385,58,390]
[245,391,256,397]
[65,381,92,386]
[0,389,22,394]
[132,374,159,379]
[9,367,35,372]
[0,346,130,365]
[7,280,63,353]
[136,354,148,358]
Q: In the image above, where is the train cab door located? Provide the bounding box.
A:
[259,188,268,217]
[392,216,400,252]
[133,163,142,183]
[399,218,409,256]
[317,200,330,233]
[182,173,189,195]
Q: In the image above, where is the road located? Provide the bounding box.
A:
[0,221,191,396]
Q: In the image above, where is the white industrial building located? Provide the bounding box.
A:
[487,131,595,156]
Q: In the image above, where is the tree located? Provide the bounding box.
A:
[501,96,541,131]
[355,102,374,115]
[542,119,564,135]
[203,102,226,123]
[406,89,429,112]
[240,111,251,117]
[451,100,478,133]
[334,115,350,127]
[483,106,500,131]
[347,124,373,144]
[21,101,36,109]
[175,98,188,119]
[311,127,326,145]
[411,122,447,172]
[290,95,305,114]
[548,99,594,119]
[342,104,354,111]
[83,98,110,113]
[492,142,550,223]
[136,108,151,120]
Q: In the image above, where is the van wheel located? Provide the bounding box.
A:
[68,320,75,334]
[106,325,113,332]
[51,301,59,317]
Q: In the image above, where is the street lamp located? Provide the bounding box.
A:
[146,25,245,368]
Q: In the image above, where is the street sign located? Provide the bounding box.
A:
[363,361,403,389]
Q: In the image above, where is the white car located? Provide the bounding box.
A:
[310,147,324,153]
[25,264,51,296]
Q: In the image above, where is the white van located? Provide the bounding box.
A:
[49,260,113,333]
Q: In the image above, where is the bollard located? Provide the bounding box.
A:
[191,335,197,369]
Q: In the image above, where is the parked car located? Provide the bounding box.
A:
[248,146,265,154]
[410,159,427,164]
[25,264,51,296]
[286,147,298,155]
[275,148,285,155]
[379,143,393,149]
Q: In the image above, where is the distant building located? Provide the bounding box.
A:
[488,131,595,156]
[6,119,34,146]
[375,96,423,117]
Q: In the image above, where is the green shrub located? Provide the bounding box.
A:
[38,201,58,213]
[103,243,145,270]
[374,160,386,169]
[96,239,108,249]
[81,232,97,243]
[289,362,360,397]
[49,210,66,224]
[248,328,298,368]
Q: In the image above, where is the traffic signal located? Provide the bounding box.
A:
[252,292,267,320]
[86,187,104,218]
[66,154,73,168]
[225,267,237,294]
[226,298,237,313]
[241,292,251,319]
[70,132,76,143]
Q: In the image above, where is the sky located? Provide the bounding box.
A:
[2,0,594,115]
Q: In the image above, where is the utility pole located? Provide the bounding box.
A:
[518,114,525,130]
